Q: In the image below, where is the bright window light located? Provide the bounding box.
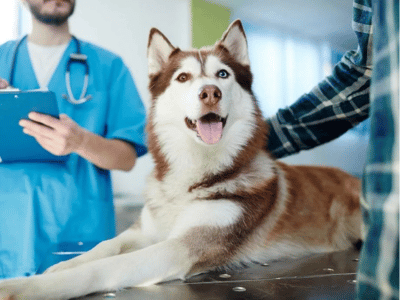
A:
[243,21,330,118]
[0,0,18,44]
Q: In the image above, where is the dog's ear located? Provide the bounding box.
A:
[219,19,250,66]
[147,28,176,75]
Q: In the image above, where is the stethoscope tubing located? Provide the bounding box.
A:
[10,35,92,105]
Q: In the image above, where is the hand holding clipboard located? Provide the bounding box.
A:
[19,112,84,157]
[0,86,69,163]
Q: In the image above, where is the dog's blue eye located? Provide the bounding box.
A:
[217,70,229,78]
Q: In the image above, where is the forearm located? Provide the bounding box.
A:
[76,129,137,171]
[266,57,371,159]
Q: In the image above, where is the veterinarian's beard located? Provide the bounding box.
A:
[28,0,75,26]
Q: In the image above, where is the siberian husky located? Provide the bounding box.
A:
[0,20,361,300]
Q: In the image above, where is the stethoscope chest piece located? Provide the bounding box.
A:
[62,42,92,105]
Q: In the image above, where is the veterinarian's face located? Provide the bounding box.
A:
[24,0,75,26]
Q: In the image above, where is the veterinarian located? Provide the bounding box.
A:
[0,0,147,278]
[266,0,399,299]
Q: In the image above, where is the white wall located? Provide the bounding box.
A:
[69,0,191,110]
[0,0,18,44]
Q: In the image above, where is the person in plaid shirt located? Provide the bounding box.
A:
[266,0,399,299]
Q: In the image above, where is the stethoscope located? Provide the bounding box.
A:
[10,35,92,105]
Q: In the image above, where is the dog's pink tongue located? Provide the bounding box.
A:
[196,120,223,144]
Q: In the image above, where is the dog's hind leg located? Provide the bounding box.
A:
[44,226,152,274]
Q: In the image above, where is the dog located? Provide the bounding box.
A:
[0,20,361,300]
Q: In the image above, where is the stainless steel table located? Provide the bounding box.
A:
[73,248,359,300]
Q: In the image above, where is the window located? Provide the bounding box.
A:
[0,0,19,44]
[242,20,370,137]
[243,21,332,118]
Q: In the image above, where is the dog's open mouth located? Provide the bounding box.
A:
[185,113,227,145]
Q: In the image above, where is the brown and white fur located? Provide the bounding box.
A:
[0,20,361,300]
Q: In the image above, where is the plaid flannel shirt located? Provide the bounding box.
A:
[266,0,399,299]
[357,1,399,299]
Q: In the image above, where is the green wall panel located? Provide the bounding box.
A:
[191,0,231,48]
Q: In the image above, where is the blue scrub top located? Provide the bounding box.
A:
[0,38,147,278]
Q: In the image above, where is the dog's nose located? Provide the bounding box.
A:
[199,85,222,106]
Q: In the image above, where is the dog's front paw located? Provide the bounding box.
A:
[0,293,13,300]
[44,258,81,274]
[0,292,13,300]
[44,260,71,274]
[0,278,29,300]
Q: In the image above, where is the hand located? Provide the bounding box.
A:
[19,112,87,156]
[0,78,9,89]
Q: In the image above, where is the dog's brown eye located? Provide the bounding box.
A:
[177,73,191,82]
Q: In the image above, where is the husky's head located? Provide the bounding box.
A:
[147,20,267,180]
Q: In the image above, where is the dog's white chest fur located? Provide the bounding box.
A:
[142,150,277,243]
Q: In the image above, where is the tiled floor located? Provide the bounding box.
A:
[45,204,361,299]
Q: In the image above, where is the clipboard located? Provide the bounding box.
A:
[0,90,68,163]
